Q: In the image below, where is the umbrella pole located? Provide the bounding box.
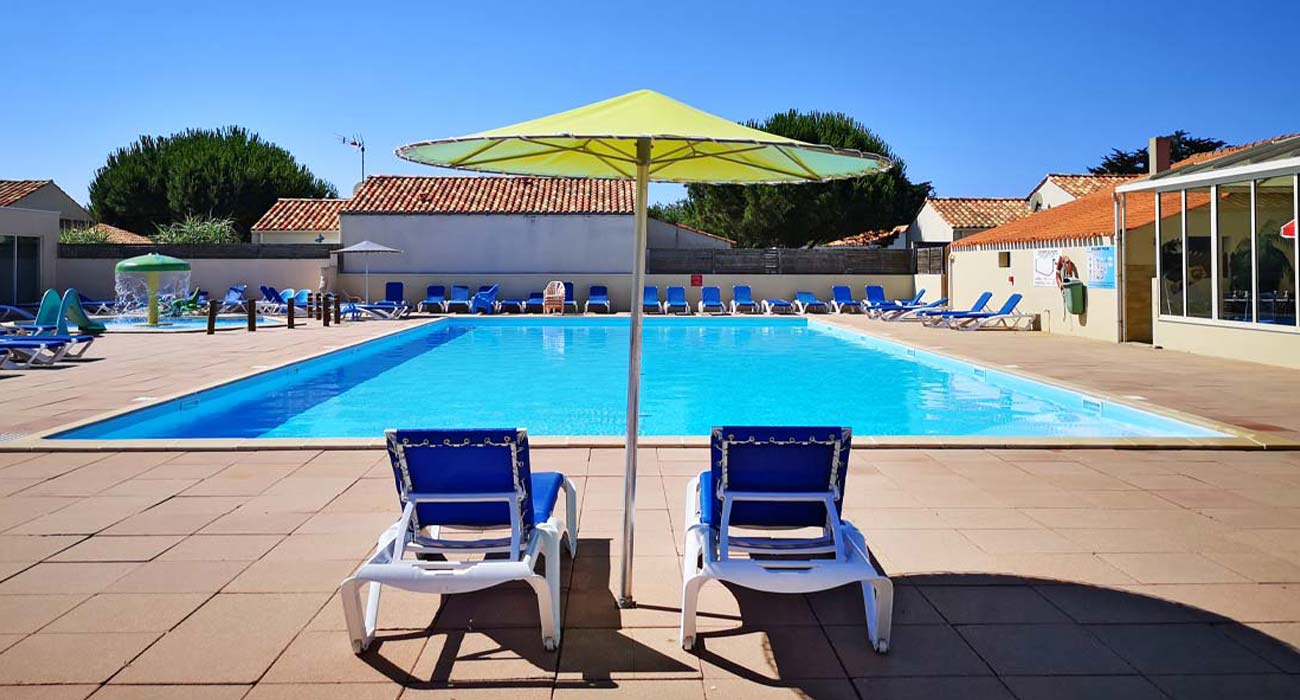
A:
[364,258,370,304]
[619,138,651,608]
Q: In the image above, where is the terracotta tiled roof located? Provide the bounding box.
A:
[1168,133,1300,170]
[92,223,150,243]
[952,184,1213,249]
[0,179,51,207]
[927,197,1030,229]
[1041,173,1142,199]
[823,224,908,247]
[343,176,635,215]
[252,198,346,232]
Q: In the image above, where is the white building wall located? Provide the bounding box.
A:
[11,184,92,227]
[646,218,732,249]
[907,202,956,245]
[0,206,60,299]
[1027,180,1076,212]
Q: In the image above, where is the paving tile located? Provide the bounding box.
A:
[955,623,1133,675]
[224,558,356,593]
[0,562,140,595]
[1035,583,1215,623]
[156,534,284,561]
[807,584,943,626]
[853,677,1014,700]
[555,680,704,700]
[1001,675,1165,700]
[557,628,699,680]
[399,686,552,699]
[262,629,426,684]
[112,592,326,684]
[8,496,161,535]
[44,593,208,633]
[1098,552,1250,584]
[245,684,400,700]
[960,528,1085,554]
[701,679,856,700]
[104,559,248,593]
[87,686,249,700]
[0,534,82,562]
[410,629,558,682]
[1085,623,1277,674]
[1124,583,1300,623]
[49,535,182,562]
[918,585,1071,623]
[0,685,97,699]
[1219,622,1300,672]
[0,594,88,633]
[0,632,160,683]
[825,623,989,677]
[1147,674,1300,700]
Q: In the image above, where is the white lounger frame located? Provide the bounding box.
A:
[679,479,893,653]
[341,465,577,653]
[950,311,1035,331]
[0,340,70,368]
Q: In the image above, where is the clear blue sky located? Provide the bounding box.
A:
[3,1,1297,210]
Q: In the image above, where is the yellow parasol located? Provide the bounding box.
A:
[396,89,892,606]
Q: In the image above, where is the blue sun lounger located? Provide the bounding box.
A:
[878,297,949,321]
[794,291,830,314]
[341,428,579,653]
[698,286,727,314]
[860,285,889,314]
[217,285,248,313]
[519,291,544,313]
[562,281,579,314]
[585,285,611,313]
[417,285,447,313]
[0,336,74,368]
[830,285,859,313]
[919,291,993,326]
[470,285,499,314]
[762,296,795,314]
[445,285,472,313]
[679,426,892,653]
[731,285,760,314]
[664,286,691,314]
[947,294,1033,330]
[643,286,663,313]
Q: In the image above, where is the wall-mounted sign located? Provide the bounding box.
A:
[1033,249,1060,287]
[690,274,703,287]
[1087,246,1116,289]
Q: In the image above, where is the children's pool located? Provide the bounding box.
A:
[55,317,1223,440]
[100,316,282,333]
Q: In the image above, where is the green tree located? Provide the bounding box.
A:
[89,126,337,241]
[1089,130,1227,175]
[672,110,930,248]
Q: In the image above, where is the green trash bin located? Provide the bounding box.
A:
[1062,279,1086,314]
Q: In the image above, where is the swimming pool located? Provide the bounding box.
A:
[100,315,282,332]
[55,317,1223,440]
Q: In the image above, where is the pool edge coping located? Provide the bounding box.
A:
[3,314,1293,452]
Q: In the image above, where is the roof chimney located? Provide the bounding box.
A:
[1149,136,1172,174]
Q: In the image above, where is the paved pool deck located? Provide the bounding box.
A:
[0,315,1298,698]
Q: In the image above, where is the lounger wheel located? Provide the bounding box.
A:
[874,639,889,654]
[681,634,695,651]
[543,637,558,652]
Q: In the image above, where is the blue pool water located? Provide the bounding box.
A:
[56,317,1223,440]
[101,316,278,332]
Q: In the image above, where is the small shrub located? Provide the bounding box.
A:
[60,225,111,244]
[154,215,240,244]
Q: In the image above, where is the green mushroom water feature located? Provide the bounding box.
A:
[114,253,192,326]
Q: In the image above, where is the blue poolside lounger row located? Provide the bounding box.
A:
[341,425,892,655]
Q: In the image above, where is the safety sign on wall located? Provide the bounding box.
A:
[1087,246,1116,289]
[1033,249,1060,287]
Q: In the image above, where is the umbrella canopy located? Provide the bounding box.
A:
[336,240,403,302]
[396,89,891,607]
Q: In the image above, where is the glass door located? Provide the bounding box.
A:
[0,236,14,306]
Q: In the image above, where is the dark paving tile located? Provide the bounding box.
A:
[807,585,943,626]
[1215,623,1300,673]
[1086,623,1278,675]
[853,676,1014,699]
[1002,675,1165,700]
[1035,584,1217,624]
[956,624,1133,676]
[1148,674,1300,700]
[826,624,990,677]
[919,585,1071,624]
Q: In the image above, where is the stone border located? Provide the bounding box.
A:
[2,315,1287,452]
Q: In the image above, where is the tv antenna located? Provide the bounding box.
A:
[337,133,366,181]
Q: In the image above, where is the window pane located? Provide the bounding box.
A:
[0,236,13,306]
[1218,182,1253,321]
[15,236,40,305]
[1255,176,1296,326]
[1158,192,1183,315]
[1186,187,1213,318]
